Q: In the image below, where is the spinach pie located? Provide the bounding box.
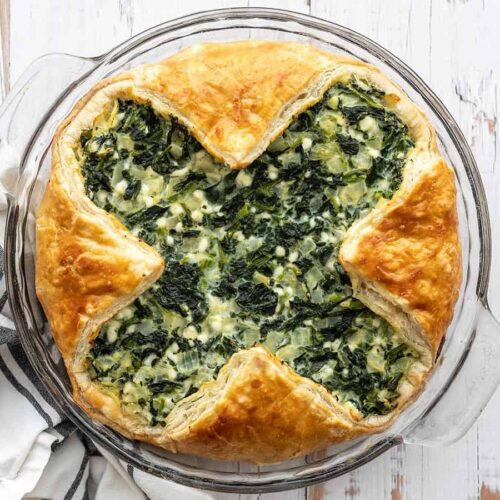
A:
[36,41,461,463]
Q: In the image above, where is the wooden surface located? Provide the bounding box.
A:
[1,1,499,499]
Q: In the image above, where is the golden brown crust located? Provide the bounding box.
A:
[36,132,164,364]
[166,347,360,463]
[35,41,461,463]
[131,42,355,168]
[36,179,163,361]
[340,158,461,355]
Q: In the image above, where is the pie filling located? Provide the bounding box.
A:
[78,78,420,426]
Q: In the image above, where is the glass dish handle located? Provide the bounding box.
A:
[404,300,500,446]
[0,53,96,199]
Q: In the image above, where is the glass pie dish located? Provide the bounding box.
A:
[1,7,500,493]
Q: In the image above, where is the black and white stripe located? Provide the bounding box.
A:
[0,345,61,426]
[0,240,93,499]
[63,452,90,500]
[0,350,54,428]
[7,341,65,417]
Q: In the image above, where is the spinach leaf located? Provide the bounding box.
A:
[126,205,168,227]
[153,262,207,322]
[148,379,181,394]
[174,171,206,193]
[236,282,278,316]
[336,133,360,155]
[133,298,151,319]
[122,171,141,201]
[320,310,359,339]
[340,105,384,125]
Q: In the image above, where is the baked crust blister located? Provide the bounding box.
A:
[35,41,461,463]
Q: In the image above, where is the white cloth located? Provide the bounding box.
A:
[0,140,213,500]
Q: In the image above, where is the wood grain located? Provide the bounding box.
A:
[2,1,499,499]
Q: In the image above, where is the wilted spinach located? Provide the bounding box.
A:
[82,77,418,424]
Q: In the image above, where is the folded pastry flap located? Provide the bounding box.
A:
[165,347,360,464]
[35,157,164,363]
[130,41,353,168]
[340,157,461,355]
[131,42,439,170]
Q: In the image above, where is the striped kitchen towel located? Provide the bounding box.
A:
[0,141,212,500]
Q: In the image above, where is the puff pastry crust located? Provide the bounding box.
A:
[35,41,461,463]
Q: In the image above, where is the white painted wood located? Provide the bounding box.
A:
[2,1,499,499]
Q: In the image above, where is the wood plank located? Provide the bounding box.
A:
[9,0,127,81]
